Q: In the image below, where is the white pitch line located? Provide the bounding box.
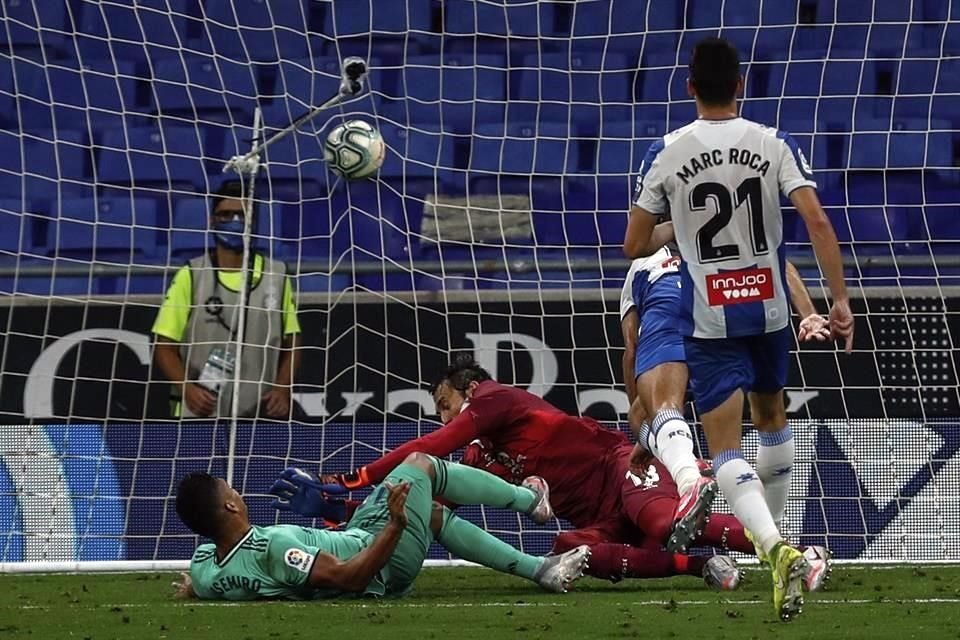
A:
[10,597,960,610]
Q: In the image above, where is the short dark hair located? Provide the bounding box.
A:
[432,354,492,395]
[689,37,741,106]
[210,180,246,217]
[176,472,227,539]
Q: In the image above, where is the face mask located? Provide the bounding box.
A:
[213,219,245,250]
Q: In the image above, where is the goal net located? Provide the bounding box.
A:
[0,0,958,570]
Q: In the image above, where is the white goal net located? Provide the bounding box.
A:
[0,0,958,570]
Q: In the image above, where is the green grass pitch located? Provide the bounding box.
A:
[2,566,959,639]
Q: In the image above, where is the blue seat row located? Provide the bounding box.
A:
[3,170,956,265]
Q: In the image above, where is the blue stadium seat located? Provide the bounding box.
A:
[471,122,579,177]
[389,53,508,132]
[0,130,91,201]
[10,57,142,131]
[378,122,456,181]
[637,52,675,103]
[905,23,945,58]
[516,52,632,104]
[0,199,41,257]
[783,62,823,97]
[201,0,312,62]
[0,0,72,57]
[323,0,432,37]
[97,125,207,191]
[591,122,645,176]
[444,0,556,37]
[150,55,258,124]
[642,0,682,32]
[77,0,194,49]
[569,0,611,37]
[52,197,158,261]
[168,198,210,259]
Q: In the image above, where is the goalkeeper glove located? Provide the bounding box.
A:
[320,468,370,490]
[269,467,349,525]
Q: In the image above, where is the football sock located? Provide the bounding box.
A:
[755,425,795,525]
[636,422,658,455]
[436,507,542,580]
[652,408,701,495]
[700,513,755,554]
[587,544,705,581]
[714,449,781,555]
[431,457,537,513]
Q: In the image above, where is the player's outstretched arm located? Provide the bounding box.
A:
[623,207,674,258]
[785,260,830,342]
[324,409,484,489]
[790,187,854,352]
[308,482,409,592]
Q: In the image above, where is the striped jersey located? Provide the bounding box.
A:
[632,117,816,338]
[189,524,373,600]
[618,247,681,322]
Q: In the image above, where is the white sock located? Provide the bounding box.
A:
[715,449,781,555]
[652,409,701,495]
[756,425,795,526]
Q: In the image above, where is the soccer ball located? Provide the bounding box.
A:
[323,119,386,180]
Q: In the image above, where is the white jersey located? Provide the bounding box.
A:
[632,117,816,339]
[618,247,680,321]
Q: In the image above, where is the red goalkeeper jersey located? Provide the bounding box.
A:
[358,380,630,528]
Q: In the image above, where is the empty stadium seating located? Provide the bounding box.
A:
[0,0,955,292]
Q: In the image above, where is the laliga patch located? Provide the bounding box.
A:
[706,267,774,306]
[284,548,315,574]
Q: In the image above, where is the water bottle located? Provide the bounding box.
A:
[196,346,236,395]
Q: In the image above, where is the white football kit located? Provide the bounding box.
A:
[633,117,816,339]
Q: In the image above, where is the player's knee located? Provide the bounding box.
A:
[644,512,674,544]
[403,452,436,478]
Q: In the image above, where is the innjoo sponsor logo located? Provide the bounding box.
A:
[706,267,774,305]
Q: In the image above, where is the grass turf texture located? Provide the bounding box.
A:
[2,566,959,639]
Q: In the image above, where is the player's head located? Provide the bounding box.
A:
[210,181,248,252]
[687,37,742,107]
[431,354,492,423]
[175,472,248,539]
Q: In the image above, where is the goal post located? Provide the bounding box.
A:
[0,0,958,571]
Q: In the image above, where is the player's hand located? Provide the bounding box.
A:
[798,313,830,342]
[629,442,652,474]
[184,383,216,417]
[384,481,410,528]
[269,467,348,524]
[319,469,367,490]
[261,386,291,418]
[828,298,855,353]
[172,571,196,599]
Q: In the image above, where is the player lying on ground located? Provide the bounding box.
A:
[271,358,825,590]
[172,452,590,601]
[623,37,853,620]
[620,247,831,554]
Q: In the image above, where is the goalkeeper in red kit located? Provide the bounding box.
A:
[273,357,781,588]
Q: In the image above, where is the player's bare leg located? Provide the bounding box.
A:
[702,390,809,621]
[749,390,795,528]
[639,362,718,552]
